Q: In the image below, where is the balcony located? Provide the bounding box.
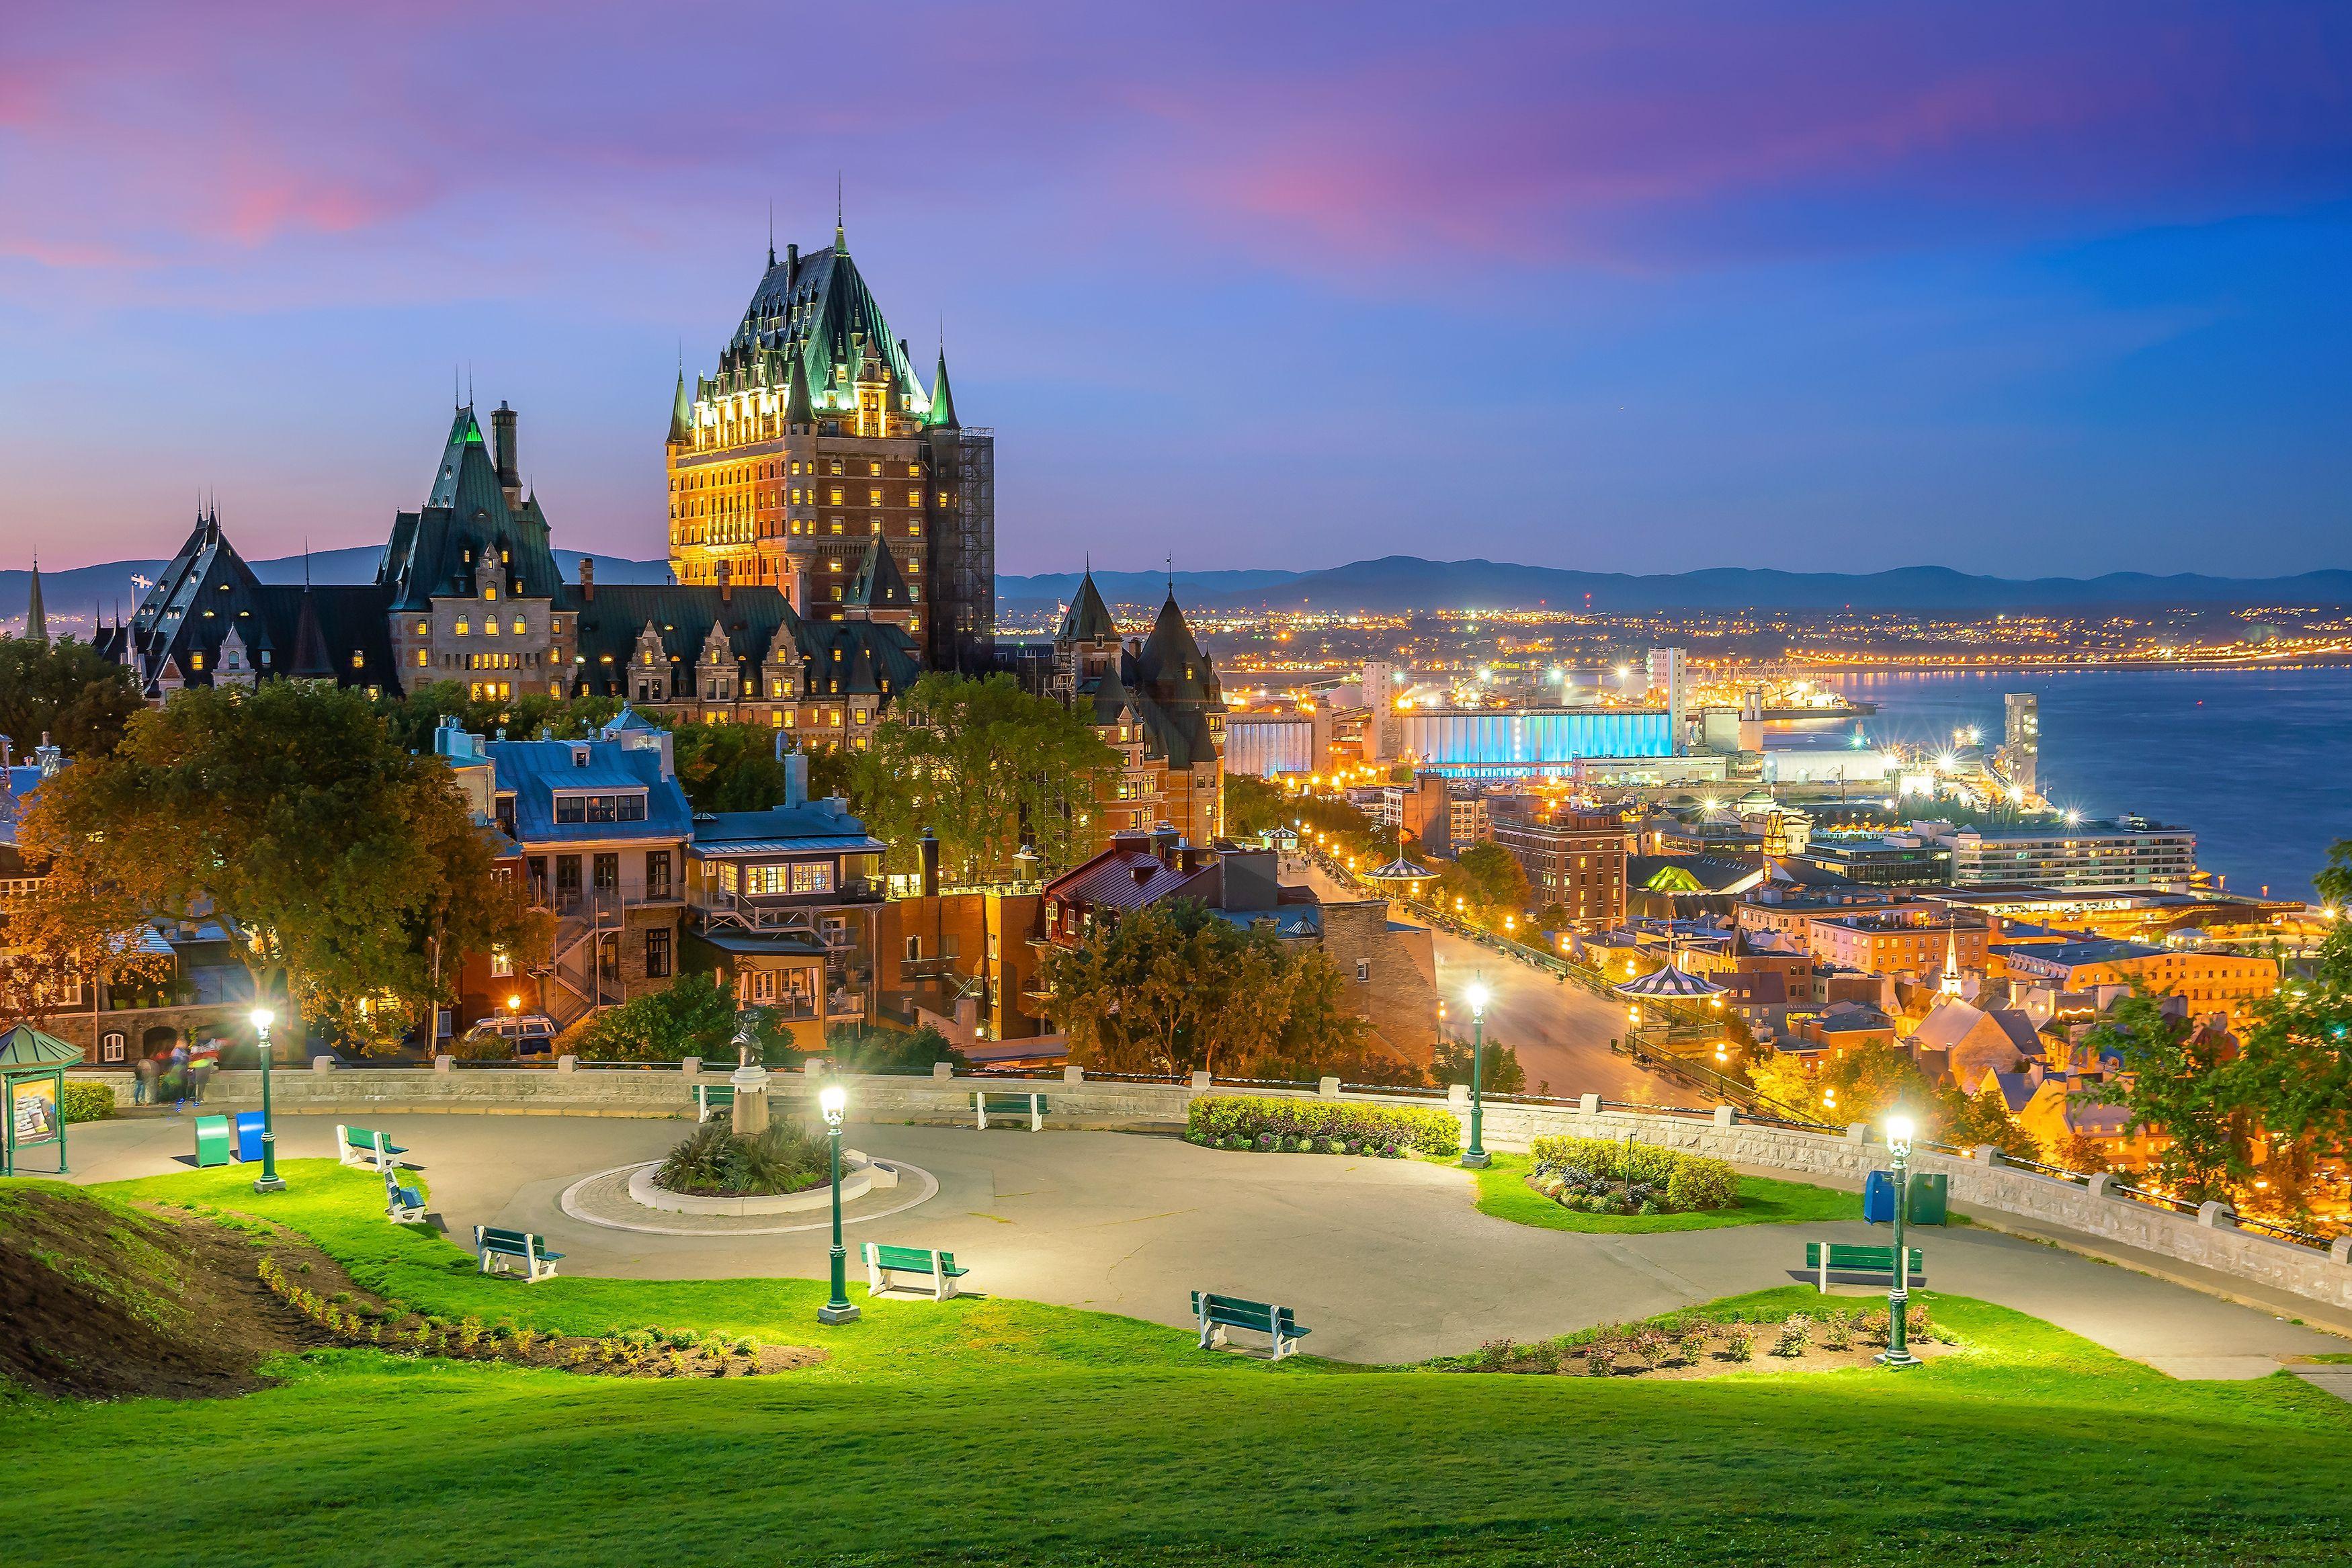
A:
[695,879,886,932]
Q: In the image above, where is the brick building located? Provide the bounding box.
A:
[1050,573,1226,848]
[1490,803,1631,930]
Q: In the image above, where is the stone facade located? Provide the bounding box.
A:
[1314,898,1439,1067]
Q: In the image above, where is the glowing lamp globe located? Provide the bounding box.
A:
[1465,983,1491,1017]
[251,1008,274,1031]
[819,1086,847,1120]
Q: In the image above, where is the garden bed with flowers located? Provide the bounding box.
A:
[1448,1291,1953,1381]
[1184,1094,1461,1158]
[1523,1133,1740,1217]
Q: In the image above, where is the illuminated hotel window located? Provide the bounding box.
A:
[456,619,470,636]
[414,620,428,636]
[905,489,922,507]
[351,652,364,670]
[868,489,882,507]
[512,618,525,634]
[485,584,498,601]
[869,462,882,476]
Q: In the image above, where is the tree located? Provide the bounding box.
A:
[0,637,142,758]
[570,972,798,1063]
[1932,1082,2040,1160]
[1222,772,1288,840]
[22,682,542,1051]
[2044,1132,2113,1174]
[2220,840,2352,1164]
[1749,1039,1936,1127]
[375,681,620,755]
[852,672,1118,884]
[1454,842,1533,916]
[2083,990,2251,1202]
[826,1022,970,1076]
[668,722,791,813]
[1433,1036,1527,1094]
[0,852,174,1031]
[1037,899,1370,1078]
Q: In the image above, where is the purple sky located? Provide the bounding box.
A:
[4,1,2348,577]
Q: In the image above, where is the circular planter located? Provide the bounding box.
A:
[626,1148,891,1216]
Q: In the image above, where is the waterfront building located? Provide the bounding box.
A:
[1992,936,2275,1024]
[2001,693,2040,798]
[1646,647,1689,753]
[1928,817,2197,894]
[1788,832,1953,886]
[665,218,995,674]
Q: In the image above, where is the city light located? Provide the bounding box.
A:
[1465,982,1490,1016]
[819,1084,846,1120]
[251,1007,274,1031]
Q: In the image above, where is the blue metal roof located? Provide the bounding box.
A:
[694,835,888,856]
[692,803,878,847]
[485,739,692,844]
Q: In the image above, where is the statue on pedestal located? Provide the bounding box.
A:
[728,1009,772,1135]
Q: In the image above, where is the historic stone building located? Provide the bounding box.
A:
[99,402,923,753]
[1050,572,1226,847]
[665,216,995,674]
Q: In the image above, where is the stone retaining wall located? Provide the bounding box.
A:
[81,1063,2352,1311]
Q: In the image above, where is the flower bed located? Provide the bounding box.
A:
[1185,1094,1460,1158]
[654,1119,829,1197]
[1458,1303,1940,1379]
[1525,1133,1738,1217]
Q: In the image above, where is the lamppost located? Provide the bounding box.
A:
[251,1006,284,1194]
[1879,1114,1921,1368]
[816,1085,859,1325]
[1461,979,1491,1169]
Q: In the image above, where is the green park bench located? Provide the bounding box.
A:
[973,1090,1046,1131]
[693,1082,736,1122]
[474,1224,564,1282]
[192,1115,231,1168]
[382,1166,427,1225]
[1191,1290,1312,1361]
[336,1124,409,1171]
[1803,1242,1924,1293]
[862,1242,969,1301]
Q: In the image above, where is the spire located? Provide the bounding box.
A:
[786,362,814,426]
[929,347,959,428]
[1056,571,1118,646]
[767,200,776,269]
[844,535,911,615]
[23,554,46,646]
[668,364,694,445]
[1941,924,1964,998]
[834,173,846,254]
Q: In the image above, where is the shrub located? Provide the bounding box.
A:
[1724,1324,1757,1362]
[1187,1094,1460,1156]
[1908,1304,1935,1344]
[1528,1133,1738,1213]
[1772,1315,1812,1357]
[1677,1327,1712,1366]
[656,1119,829,1196]
[1629,1330,1669,1370]
[60,1080,118,1123]
[1822,1310,1854,1351]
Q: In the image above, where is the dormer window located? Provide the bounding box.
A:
[554,791,647,824]
[571,746,591,767]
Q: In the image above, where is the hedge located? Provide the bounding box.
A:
[1186,1094,1460,1157]
[61,1080,118,1124]
[1528,1133,1738,1212]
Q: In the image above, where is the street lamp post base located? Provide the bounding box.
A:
[252,1176,286,1194]
[1876,1348,1923,1368]
[817,1303,862,1325]
[1460,1151,1490,1169]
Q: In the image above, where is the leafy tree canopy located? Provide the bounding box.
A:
[23,681,543,1050]
[851,673,1118,885]
[375,681,620,756]
[571,972,800,1065]
[0,636,142,758]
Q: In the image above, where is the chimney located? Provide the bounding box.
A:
[1151,822,1179,865]
[492,402,519,498]
[578,555,595,603]
[919,827,939,898]
[786,242,798,278]
[35,732,63,777]
[717,559,732,604]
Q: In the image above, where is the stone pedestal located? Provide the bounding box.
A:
[731,1062,772,1135]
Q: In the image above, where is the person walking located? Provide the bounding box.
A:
[188,1049,216,1104]
[133,1054,157,1106]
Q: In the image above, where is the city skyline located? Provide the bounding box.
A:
[5,1,2349,577]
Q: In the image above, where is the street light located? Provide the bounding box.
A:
[251,1007,284,1194]
[1879,1114,1922,1368]
[1461,980,1492,1169]
[817,1085,859,1324]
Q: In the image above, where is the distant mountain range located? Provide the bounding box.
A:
[10,550,2348,632]
[1187,557,2352,614]
[0,550,676,631]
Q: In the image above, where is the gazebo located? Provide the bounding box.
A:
[1,1023,83,1176]
[1360,854,1435,891]
[1613,963,1726,1002]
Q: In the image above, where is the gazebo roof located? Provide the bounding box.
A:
[1361,855,1434,883]
[1613,963,1726,999]
[0,1023,83,1070]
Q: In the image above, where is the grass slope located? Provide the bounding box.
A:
[5,1166,2349,1567]
[1470,1151,1863,1232]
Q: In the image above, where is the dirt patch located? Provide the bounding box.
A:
[1458,1307,1956,1381]
[0,1189,349,1401]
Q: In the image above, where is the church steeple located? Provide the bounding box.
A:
[23,555,46,646]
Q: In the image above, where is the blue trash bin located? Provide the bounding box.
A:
[1862,1169,1897,1225]
[234,1110,267,1164]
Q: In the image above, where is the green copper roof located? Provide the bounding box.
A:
[668,370,693,444]
[929,349,958,427]
[720,241,923,410]
[0,1022,83,1069]
[845,536,912,611]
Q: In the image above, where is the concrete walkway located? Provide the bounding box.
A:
[60,1111,2347,1371]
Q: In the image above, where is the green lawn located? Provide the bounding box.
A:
[1470,1150,1865,1232]
[4,1164,2349,1567]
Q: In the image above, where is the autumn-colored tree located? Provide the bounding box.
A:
[1749,1038,1937,1128]
[24,682,544,1051]
[0,846,173,1031]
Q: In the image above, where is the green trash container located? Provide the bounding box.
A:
[1906,1171,1949,1226]
[193,1115,231,1168]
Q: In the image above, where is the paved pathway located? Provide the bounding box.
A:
[63,1112,2347,1372]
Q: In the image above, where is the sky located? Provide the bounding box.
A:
[3,1,2348,578]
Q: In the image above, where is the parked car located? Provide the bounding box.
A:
[458,1014,560,1057]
